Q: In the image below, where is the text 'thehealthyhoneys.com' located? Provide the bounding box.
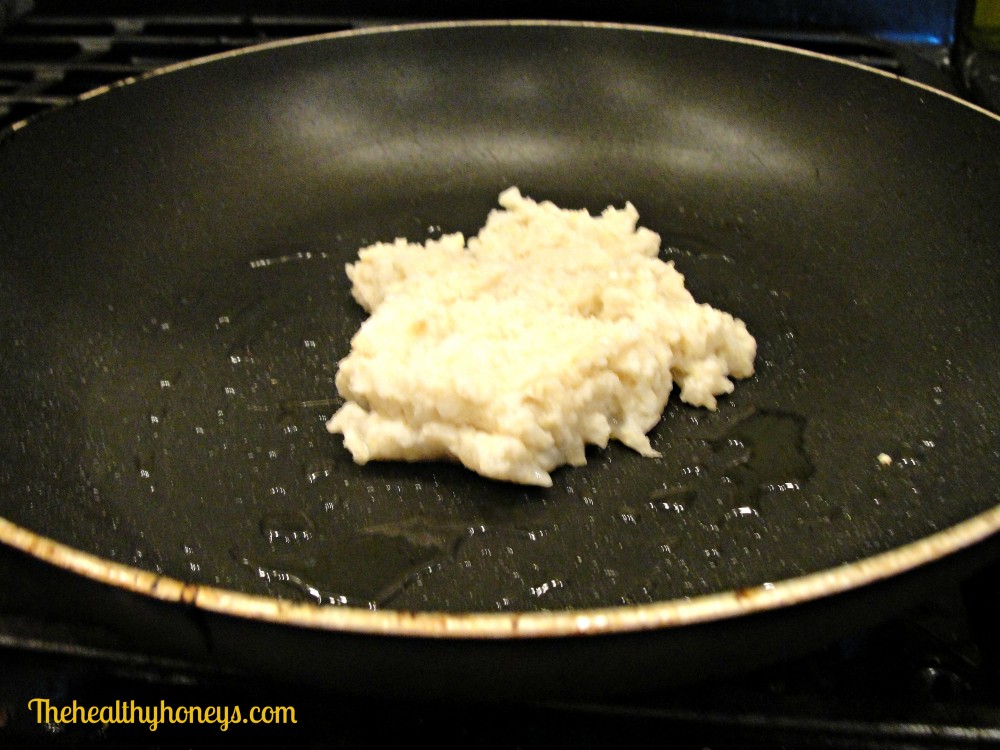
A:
[28,698,296,732]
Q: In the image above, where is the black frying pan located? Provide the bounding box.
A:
[2,21,999,701]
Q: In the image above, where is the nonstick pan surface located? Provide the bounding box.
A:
[1,22,999,698]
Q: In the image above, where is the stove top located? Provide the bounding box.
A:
[3,539,999,748]
[2,3,1000,748]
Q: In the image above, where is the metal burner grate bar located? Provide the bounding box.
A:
[0,14,359,131]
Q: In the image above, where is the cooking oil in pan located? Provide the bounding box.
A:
[209,239,821,612]
[236,519,473,608]
[225,410,816,611]
[648,411,812,510]
[92,230,951,614]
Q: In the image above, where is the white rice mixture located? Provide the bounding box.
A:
[326,188,756,486]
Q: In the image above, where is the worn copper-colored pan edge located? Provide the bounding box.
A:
[3,506,999,639]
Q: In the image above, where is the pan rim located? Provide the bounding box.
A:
[2,507,999,639]
[4,18,1000,137]
[2,20,1000,640]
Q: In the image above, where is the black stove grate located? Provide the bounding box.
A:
[0,14,362,130]
[2,563,1000,749]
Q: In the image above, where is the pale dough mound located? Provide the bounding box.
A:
[326,188,756,487]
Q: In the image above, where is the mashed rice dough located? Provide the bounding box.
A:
[326,188,756,487]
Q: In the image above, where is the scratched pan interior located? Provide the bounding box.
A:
[1,23,999,655]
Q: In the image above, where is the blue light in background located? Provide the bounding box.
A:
[875,30,950,46]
